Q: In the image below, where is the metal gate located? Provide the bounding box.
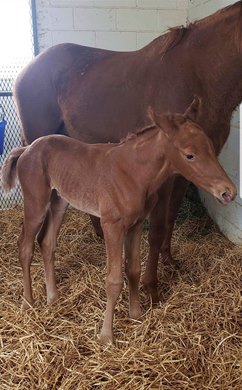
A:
[0,0,38,209]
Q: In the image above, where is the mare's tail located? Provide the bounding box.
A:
[1,147,27,192]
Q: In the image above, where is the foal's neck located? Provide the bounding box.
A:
[122,128,172,193]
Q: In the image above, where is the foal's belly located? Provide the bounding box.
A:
[54,187,100,218]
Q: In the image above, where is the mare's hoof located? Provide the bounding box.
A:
[151,297,160,307]
[143,284,160,305]
[130,307,142,320]
[162,253,180,269]
[95,228,104,239]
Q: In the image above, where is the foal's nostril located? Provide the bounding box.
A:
[222,191,232,203]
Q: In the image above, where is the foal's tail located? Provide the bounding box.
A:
[1,147,26,192]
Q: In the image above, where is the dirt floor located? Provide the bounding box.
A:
[0,187,241,389]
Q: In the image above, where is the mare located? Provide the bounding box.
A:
[13,1,242,303]
[1,101,236,344]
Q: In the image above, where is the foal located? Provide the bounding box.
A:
[1,100,236,344]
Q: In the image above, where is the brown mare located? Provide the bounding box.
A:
[1,100,236,344]
[13,2,242,303]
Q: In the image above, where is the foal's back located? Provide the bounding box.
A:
[17,135,115,215]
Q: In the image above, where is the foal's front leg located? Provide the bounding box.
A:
[100,220,124,345]
[124,222,143,320]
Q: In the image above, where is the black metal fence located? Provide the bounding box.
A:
[0,0,38,209]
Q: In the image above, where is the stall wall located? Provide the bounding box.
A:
[189,0,242,243]
[36,0,188,51]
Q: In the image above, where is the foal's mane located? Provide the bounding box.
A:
[120,124,157,144]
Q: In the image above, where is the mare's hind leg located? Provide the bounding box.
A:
[37,190,68,305]
[89,215,104,238]
[18,202,50,310]
[143,176,188,304]
[124,222,143,320]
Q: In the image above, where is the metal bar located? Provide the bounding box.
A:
[31,0,39,56]
[0,92,13,97]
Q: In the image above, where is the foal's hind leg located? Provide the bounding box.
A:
[37,190,68,305]
[18,202,50,310]
[125,222,143,320]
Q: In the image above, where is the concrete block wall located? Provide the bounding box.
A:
[189,0,242,243]
[36,0,188,51]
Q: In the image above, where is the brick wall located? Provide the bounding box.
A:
[189,0,242,243]
[36,0,188,51]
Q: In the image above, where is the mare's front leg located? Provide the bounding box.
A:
[143,176,188,304]
[100,220,124,345]
[37,190,68,305]
[124,222,143,320]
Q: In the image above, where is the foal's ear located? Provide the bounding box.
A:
[184,95,201,121]
[147,107,176,140]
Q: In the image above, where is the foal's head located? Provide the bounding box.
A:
[150,97,237,204]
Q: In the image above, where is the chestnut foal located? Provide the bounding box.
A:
[2,103,236,344]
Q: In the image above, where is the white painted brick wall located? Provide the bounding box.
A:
[188,0,234,20]
[36,0,188,51]
[158,9,186,29]
[116,9,158,31]
[189,0,242,243]
[52,30,95,46]
[74,8,116,30]
[96,31,136,50]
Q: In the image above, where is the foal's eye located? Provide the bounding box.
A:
[186,154,195,161]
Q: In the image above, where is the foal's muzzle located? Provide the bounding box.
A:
[216,188,237,205]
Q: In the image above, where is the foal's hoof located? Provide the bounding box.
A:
[21,299,34,311]
[47,293,59,306]
[99,332,114,346]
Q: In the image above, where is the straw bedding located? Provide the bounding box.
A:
[0,189,241,389]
